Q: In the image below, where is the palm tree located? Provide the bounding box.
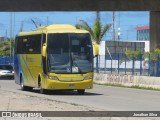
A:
[75,12,111,44]
[75,11,112,73]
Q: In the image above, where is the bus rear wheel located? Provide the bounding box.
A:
[20,80,27,91]
[77,89,85,95]
[20,76,32,91]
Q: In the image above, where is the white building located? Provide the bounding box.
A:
[99,40,150,56]
[95,40,150,75]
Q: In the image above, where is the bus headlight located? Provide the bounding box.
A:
[48,76,59,80]
[83,75,93,80]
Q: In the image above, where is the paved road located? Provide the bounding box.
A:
[0,79,160,111]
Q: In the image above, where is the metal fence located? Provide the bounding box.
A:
[94,54,160,77]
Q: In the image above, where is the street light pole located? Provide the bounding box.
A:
[47,16,49,25]
[10,12,13,64]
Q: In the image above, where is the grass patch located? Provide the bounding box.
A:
[94,82,160,91]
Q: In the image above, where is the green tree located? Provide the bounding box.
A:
[120,50,141,64]
[0,39,14,56]
[119,50,141,75]
[123,49,160,76]
[125,50,141,61]
[75,12,112,44]
[143,48,160,76]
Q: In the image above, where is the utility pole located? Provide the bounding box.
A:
[5,30,7,40]
[10,12,13,64]
[112,11,117,73]
[10,12,13,57]
[47,16,49,25]
[112,11,115,41]
[118,12,121,41]
[117,12,121,74]
[20,21,24,32]
[12,12,15,57]
[13,12,15,39]
[127,30,129,40]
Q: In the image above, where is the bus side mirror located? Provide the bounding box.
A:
[42,43,47,57]
[93,43,99,57]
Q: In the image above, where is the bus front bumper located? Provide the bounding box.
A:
[45,79,93,90]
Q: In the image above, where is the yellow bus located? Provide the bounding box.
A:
[14,24,98,94]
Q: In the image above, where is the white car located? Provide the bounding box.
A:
[0,65,14,79]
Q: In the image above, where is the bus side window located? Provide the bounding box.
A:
[23,37,31,53]
[30,35,41,54]
[17,36,24,54]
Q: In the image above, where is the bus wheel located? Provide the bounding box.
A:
[20,75,32,91]
[20,75,27,91]
[77,89,85,95]
[39,83,47,94]
[39,79,47,94]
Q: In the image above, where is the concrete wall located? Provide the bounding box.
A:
[94,73,160,89]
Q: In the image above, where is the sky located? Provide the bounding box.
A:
[0,11,149,40]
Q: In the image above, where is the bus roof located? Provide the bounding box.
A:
[18,24,89,36]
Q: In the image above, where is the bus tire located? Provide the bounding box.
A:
[39,77,47,94]
[77,89,85,95]
[20,75,32,91]
[20,75,27,91]
[39,83,47,94]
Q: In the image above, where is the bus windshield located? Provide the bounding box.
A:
[47,33,93,74]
